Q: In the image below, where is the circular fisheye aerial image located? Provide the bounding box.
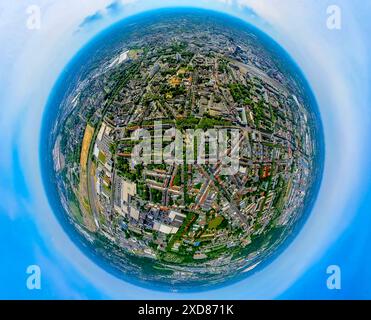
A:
[42,8,324,290]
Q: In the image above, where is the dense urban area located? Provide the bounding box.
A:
[50,11,319,286]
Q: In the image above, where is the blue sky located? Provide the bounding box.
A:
[0,0,371,299]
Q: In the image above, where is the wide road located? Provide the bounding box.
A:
[87,154,100,229]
